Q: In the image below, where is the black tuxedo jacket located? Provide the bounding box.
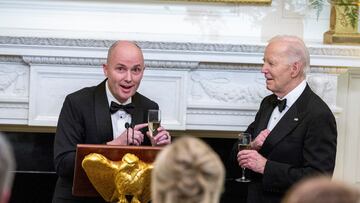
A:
[229,85,337,203]
[52,79,158,203]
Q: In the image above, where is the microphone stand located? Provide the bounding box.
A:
[124,122,130,145]
[131,123,135,146]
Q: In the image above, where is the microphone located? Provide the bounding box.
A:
[124,122,130,145]
[131,123,135,146]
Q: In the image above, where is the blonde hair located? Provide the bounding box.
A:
[282,176,360,203]
[152,137,225,203]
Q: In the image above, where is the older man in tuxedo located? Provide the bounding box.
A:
[53,41,171,203]
[230,35,337,203]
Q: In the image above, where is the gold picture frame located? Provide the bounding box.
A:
[168,0,271,3]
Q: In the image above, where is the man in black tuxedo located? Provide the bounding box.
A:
[230,35,337,203]
[52,41,171,203]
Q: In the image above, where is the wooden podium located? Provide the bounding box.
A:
[72,144,162,197]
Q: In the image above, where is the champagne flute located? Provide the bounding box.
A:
[235,132,252,182]
[148,109,161,143]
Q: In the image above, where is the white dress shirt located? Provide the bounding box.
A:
[105,81,132,139]
[267,80,307,131]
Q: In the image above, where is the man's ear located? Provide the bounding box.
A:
[102,64,108,77]
[290,61,302,78]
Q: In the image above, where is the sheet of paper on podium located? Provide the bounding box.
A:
[72,144,162,197]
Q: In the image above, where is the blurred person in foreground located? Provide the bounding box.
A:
[152,136,225,203]
[282,176,360,203]
[0,133,15,203]
[53,40,171,203]
[229,35,337,203]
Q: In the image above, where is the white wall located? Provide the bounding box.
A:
[0,0,330,43]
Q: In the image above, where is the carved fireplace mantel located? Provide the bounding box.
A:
[0,36,358,131]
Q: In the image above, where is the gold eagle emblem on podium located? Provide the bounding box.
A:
[82,153,153,203]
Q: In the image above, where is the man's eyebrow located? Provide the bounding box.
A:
[114,63,126,66]
[132,64,143,68]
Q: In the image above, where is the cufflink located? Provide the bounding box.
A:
[294,118,299,121]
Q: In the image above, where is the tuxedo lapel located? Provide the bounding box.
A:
[131,93,145,126]
[260,106,302,156]
[256,95,277,136]
[259,85,313,156]
[94,80,113,143]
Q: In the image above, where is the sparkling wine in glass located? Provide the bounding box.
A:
[235,132,252,182]
[148,109,161,138]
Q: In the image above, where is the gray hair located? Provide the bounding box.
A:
[0,133,15,198]
[268,35,310,76]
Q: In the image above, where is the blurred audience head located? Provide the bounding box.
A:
[282,175,360,203]
[152,136,225,203]
[0,133,15,203]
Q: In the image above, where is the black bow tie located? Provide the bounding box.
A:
[273,98,287,113]
[109,101,134,114]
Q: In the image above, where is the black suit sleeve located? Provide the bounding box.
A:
[227,99,265,178]
[54,95,85,179]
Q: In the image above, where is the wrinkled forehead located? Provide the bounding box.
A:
[264,41,290,60]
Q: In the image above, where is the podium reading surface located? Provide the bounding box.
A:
[72,144,162,197]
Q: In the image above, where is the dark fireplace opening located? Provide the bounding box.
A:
[5,132,57,203]
[201,137,248,203]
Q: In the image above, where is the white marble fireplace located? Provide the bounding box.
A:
[1,36,360,187]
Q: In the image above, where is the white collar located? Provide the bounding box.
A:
[280,80,307,108]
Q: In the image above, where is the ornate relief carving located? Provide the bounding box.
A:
[145,60,198,69]
[0,36,113,48]
[198,63,261,70]
[190,72,269,104]
[21,56,198,70]
[189,69,338,109]
[310,66,349,74]
[1,36,359,57]
[0,63,28,97]
[307,74,337,106]
[0,56,24,63]
[22,56,105,66]
[308,47,360,57]
[138,41,266,53]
